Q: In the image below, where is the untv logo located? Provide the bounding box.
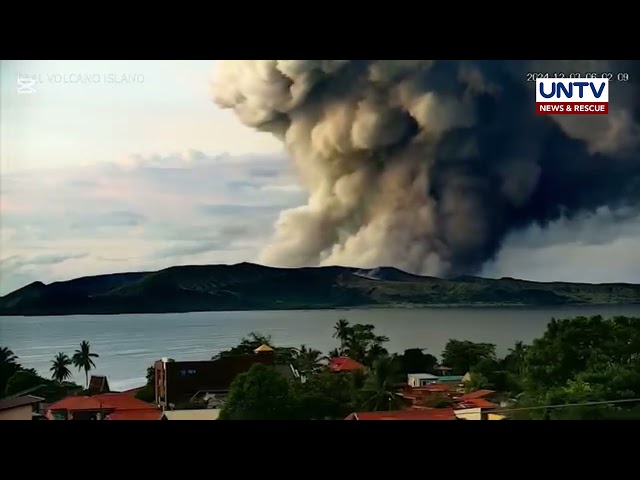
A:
[536,78,609,115]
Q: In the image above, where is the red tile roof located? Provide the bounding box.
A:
[345,408,457,420]
[47,392,156,412]
[105,409,162,420]
[459,389,495,401]
[456,398,497,409]
[119,387,144,396]
[328,356,365,372]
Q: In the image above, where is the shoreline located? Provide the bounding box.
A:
[2,302,640,318]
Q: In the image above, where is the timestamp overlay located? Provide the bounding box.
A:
[526,72,630,82]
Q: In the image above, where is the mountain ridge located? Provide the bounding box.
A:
[1,262,639,316]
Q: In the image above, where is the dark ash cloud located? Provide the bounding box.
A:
[212,60,640,277]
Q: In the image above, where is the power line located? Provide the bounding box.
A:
[485,397,640,415]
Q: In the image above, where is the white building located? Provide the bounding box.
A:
[407,373,439,387]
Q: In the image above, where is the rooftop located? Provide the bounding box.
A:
[436,375,464,382]
[456,398,497,409]
[0,395,44,412]
[346,408,457,420]
[47,392,157,412]
[408,373,439,379]
[328,356,366,372]
[459,389,495,400]
[88,375,110,394]
[254,344,274,353]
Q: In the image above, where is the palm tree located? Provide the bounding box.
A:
[507,341,529,376]
[361,356,403,411]
[333,319,351,345]
[292,345,325,377]
[0,347,19,368]
[50,352,73,383]
[0,346,21,393]
[328,347,344,359]
[72,341,99,388]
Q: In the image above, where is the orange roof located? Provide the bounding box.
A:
[456,398,497,409]
[47,396,104,411]
[459,389,495,401]
[106,408,162,420]
[346,409,457,420]
[328,356,365,372]
[254,344,274,353]
[48,392,156,412]
[120,387,144,396]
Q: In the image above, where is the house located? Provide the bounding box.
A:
[46,392,160,420]
[453,390,501,420]
[345,408,458,420]
[436,375,465,383]
[154,344,288,409]
[87,375,110,394]
[407,373,439,387]
[161,409,220,420]
[435,365,453,375]
[327,356,366,373]
[0,395,45,421]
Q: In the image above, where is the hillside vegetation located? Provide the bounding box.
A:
[1,263,639,316]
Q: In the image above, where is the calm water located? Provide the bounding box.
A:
[2,305,640,391]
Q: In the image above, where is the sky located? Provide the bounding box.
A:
[1,60,639,295]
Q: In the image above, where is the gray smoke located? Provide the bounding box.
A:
[212,60,640,276]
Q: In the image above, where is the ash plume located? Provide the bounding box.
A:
[212,60,640,277]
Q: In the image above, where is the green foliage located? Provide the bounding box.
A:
[515,315,640,419]
[291,371,358,419]
[134,364,156,402]
[441,339,496,375]
[4,368,81,402]
[291,345,325,377]
[216,332,296,364]
[72,340,99,388]
[394,348,438,378]
[331,320,389,366]
[50,352,73,383]
[359,356,403,412]
[0,346,21,394]
[219,363,295,420]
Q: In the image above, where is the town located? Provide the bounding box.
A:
[2,314,640,420]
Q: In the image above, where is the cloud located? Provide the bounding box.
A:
[1,253,88,269]
[0,150,302,294]
[482,209,640,284]
[70,210,147,229]
[2,146,639,295]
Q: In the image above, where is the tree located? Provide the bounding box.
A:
[291,371,357,419]
[333,319,351,343]
[4,368,81,402]
[441,339,496,375]
[504,341,529,376]
[360,356,403,411]
[216,332,295,364]
[72,340,99,388]
[50,353,72,383]
[331,321,389,366]
[395,348,438,377]
[135,365,156,402]
[291,345,325,377]
[0,346,21,394]
[219,363,295,420]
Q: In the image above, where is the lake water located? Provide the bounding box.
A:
[2,305,640,391]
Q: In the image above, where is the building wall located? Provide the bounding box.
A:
[454,408,483,420]
[0,405,33,420]
[157,353,277,407]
